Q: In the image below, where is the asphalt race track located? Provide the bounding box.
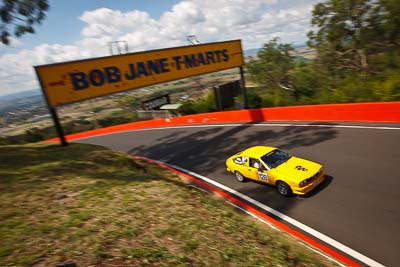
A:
[76,121,400,266]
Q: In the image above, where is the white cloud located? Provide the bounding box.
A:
[0,0,320,95]
[0,43,94,95]
[79,8,153,38]
[161,1,205,26]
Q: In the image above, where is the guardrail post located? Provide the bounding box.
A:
[49,107,68,146]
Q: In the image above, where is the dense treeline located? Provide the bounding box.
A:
[245,0,400,107]
[178,0,400,113]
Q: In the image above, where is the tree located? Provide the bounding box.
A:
[246,38,325,106]
[290,62,321,103]
[308,0,370,73]
[0,0,49,45]
[307,0,400,74]
[178,93,217,115]
[246,38,295,91]
[246,89,262,108]
[369,0,400,50]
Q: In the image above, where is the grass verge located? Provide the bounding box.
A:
[0,143,340,266]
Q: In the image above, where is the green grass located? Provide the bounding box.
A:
[0,143,340,266]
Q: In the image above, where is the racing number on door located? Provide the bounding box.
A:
[258,172,268,182]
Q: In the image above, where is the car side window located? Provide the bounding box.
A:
[250,158,261,169]
[234,156,249,166]
[233,157,242,164]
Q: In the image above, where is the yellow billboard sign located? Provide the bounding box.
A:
[35,40,244,107]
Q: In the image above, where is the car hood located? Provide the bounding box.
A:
[273,156,322,182]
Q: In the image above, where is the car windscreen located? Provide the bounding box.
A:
[261,149,291,169]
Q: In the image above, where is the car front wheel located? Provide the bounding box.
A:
[276,181,292,197]
[234,171,246,182]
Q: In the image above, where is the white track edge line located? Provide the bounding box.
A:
[177,177,342,265]
[225,200,345,266]
[299,243,346,267]
[166,162,385,267]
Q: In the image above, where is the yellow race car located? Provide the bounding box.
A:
[226,146,325,196]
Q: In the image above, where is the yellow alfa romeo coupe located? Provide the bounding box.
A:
[226,146,325,196]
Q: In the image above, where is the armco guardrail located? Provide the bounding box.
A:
[47,101,400,141]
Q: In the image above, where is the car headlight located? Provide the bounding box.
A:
[299,180,308,187]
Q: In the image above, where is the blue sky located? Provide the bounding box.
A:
[17,0,181,49]
[0,0,320,96]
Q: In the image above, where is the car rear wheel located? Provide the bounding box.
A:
[234,171,246,182]
[276,181,292,197]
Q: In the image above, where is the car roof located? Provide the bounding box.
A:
[242,146,277,158]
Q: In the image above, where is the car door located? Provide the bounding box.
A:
[242,158,261,181]
[258,164,277,185]
[251,158,277,184]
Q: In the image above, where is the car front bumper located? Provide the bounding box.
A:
[292,171,325,195]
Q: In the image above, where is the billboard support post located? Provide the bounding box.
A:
[239,66,248,109]
[49,107,68,146]
[213,86,223,111]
